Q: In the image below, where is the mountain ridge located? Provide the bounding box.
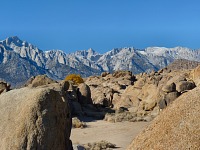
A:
[0,36,200,87]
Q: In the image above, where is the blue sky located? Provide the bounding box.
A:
[1,0,200,53]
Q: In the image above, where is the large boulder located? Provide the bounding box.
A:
[165,91,180,105]
[176,81,196,93]
[0,82,73,150]
[89,85,114,107]
[161,82,176,93]
[134,78,146,89]
[27,75,57,87]
[113,94,135,109]
[128,87,200,150]
[117,79,132,86]
[138,84,160,111]
[166,75,186,85]
[77,83,93,105]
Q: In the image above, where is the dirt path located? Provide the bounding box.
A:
[71,120,149,149]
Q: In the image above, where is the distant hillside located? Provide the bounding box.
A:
[0,36,200,87]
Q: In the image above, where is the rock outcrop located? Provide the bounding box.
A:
[0,81,73,150]
[86,69,196,122]
[127,87,200,150]
[85,71,135,108]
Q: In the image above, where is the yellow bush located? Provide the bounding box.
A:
[65,74,84,85]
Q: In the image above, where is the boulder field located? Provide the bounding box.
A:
[0,64,200,149]
[85,67,198,122]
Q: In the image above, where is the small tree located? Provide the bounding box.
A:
[65,74,84,85]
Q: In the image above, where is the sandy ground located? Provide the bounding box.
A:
[71,119,149,149]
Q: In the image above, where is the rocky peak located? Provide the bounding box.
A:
[1,36,33,49]
[106,48,121,56]
[70,48,101,60]
[5,36,22,46]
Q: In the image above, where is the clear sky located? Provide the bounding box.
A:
[1,0,200,53]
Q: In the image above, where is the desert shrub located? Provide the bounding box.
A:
[65,74,84,85]
[83,140,116,150]
[72,117,87,128]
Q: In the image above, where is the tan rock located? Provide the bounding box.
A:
[113,95,133,109]
[162,82,176,93]
[194,78,200,87]
[124,85,135,93]
[144,99,156,111]
[128,87,200,150]
[190,65,200,80]
[128,107,138,113]
[124,86,141,102]
[134,78,146,89]
[0,83,72,150]
[166,75,186,85]
[103,74,113,80]
[150,106,160,118]
[146,75,162,85]
[113,85,141,110]
[112,70,132,78]
[112,93,121,106]
[117,79,132,86]
[90,86,114,107]
[136,109,147,117]
[85,76,102,86]
[28,75,57,87]
[138,84,160,111]
[77,83,93,105]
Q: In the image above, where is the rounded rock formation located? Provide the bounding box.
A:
[128,87,200,150]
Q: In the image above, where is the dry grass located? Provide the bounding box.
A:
[72,117,87,128]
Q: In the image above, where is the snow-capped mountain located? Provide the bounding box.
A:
[0,36,101,86]
[139,46,200,69]
[0,36,200,87]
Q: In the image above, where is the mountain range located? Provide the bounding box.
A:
[0,36,200,87]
